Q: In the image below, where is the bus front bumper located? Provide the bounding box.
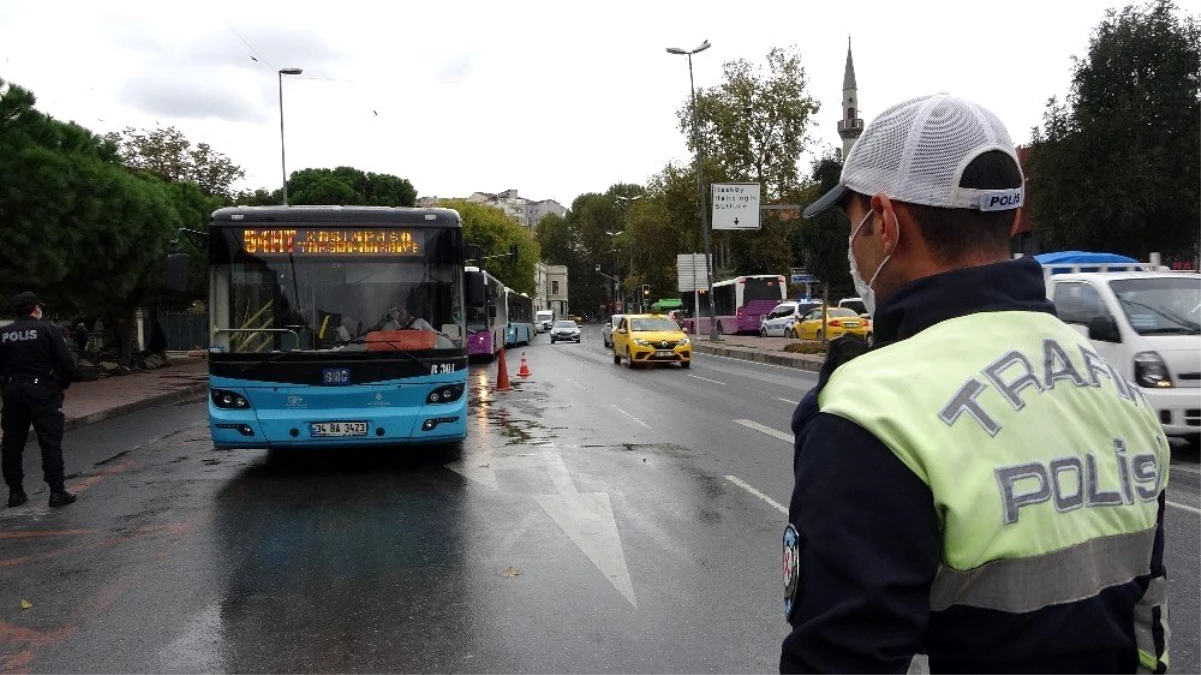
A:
[208,398,468,449]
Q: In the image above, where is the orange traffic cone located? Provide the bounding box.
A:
[518,352,532,378]
[496,348,512,392]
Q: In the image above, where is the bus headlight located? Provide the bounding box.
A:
[1134,352,1173,388]
[211,389,252,409]
[427,383,466,404]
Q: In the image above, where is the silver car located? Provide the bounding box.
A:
[550,320,581,344]
[602,314,626,348]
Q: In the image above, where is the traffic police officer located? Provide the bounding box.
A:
[1,292,77,508]
[781,95,1169,673]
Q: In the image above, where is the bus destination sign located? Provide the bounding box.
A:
[241,229,422,256]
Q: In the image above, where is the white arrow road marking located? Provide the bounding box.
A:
[610,404,650,429]
[725,475,788,515]
[445,457,500,489]
[536,453,637,607]
[686,374,726,385]
[734,418,793,444]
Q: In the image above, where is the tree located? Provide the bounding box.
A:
[287,167,417,207]
[0,79,213,362]
[678,46,820,199]
[1028,0,1199,259]
[795,155,853,299]
[105,126,245,199]
[675,46,820,275]
[442,200,539,295]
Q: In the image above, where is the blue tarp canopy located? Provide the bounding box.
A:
[1034,251,1138,265]
[1034,251,1141,275]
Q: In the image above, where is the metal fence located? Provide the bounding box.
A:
[162,312,209,350]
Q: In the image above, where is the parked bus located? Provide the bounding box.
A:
[505,289,534,347]
[683,275,787,335]
[464,266,506,361]
[200,206,469,450]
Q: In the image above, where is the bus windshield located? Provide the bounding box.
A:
[210,228,463,353]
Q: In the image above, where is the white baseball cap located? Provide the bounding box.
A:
[804,93,1024,218]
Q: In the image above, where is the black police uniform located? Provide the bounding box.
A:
[1,292,77,506]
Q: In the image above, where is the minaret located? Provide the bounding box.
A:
[837,36,864,160]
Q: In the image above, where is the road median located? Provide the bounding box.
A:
[691,336,824,373]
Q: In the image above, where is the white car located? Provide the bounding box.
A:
[602,314,626,348]
[1046,270,1200,442]
[760,301,822,338]
[839,297,869,317]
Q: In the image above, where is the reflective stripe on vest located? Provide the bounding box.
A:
[819,311,1168,611]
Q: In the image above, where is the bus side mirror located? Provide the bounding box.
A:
[165,252,190,294]
[466,273,486,306]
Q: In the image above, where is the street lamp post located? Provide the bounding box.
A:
[615,194,643,312]
[278,68,303,206]
[666,40,720,341]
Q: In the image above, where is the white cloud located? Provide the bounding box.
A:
[0,0,1120,206]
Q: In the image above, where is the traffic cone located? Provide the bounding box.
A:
[496,348,512,392]
[518,352,532,378]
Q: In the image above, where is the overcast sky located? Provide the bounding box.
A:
[0,0,1138,206]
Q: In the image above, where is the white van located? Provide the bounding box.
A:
[1045,270,1200,442]
[535,310,554,333]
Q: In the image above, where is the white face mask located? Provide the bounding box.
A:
[848,209,896,316]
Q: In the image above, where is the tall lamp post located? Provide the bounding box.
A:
[666,40,719,341]
[615,194,643,312]
[278,67,303,206]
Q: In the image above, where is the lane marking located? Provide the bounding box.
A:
[725,475,788,515]
[610,405,651,429]
[563,377,587,389]
[686,374,727,385]
[1169,462,1201,476]
[1167,500,1201,515]
[0,529,91,539]
[778,398,799,405]
[734,419,793,445]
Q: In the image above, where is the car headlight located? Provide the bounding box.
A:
[1134,351,1173,388]
[211,389,251,409]
[679,337,690,345]
[427,383,466,404]
[633,339,650,346]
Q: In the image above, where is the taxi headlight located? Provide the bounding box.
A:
[679,337,690,345]
[633,339,650,346]
[1134,351,1173,388]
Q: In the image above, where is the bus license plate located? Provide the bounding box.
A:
[322,368,351,385]
[310,421,368,437]
[655,350,674,357]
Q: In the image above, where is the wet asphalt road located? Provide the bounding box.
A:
[0,326,1198,673]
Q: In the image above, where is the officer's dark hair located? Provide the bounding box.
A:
[855,150,1022,263]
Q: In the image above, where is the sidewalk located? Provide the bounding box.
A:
[60,357,209,432]
[690,334,825,373]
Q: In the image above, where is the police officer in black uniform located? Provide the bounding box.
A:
[1,292,77,508]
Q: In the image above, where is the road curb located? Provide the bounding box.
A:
[63,383,208,434]
[692,343,823,373]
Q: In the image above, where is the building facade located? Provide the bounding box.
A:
[534,262,569,317]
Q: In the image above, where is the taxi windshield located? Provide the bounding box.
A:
[631,317,679,332]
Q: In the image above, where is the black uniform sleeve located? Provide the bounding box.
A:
[48,324,76,388]
[780,413,941,674]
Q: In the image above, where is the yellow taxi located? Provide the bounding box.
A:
[794,307,872,342]
[611,314,692,368]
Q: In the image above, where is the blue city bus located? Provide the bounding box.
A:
[204,206,472,450]
[504,288,534,347]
